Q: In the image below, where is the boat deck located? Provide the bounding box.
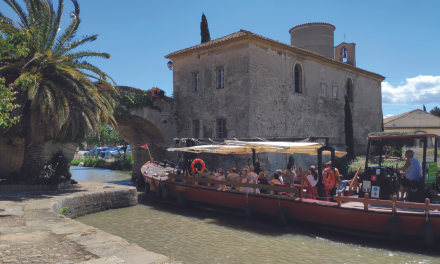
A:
[141,162,440,216]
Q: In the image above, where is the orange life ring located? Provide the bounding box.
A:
[322,167,336,189]
[191,158,205,173]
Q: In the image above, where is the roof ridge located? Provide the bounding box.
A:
[383,109,422,124]
[164,29,385,80]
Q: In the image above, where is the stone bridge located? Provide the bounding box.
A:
[0,86,177,180]
[115,86,177,178]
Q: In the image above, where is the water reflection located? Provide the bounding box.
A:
[76,201,440,264]
[70,166,132,185]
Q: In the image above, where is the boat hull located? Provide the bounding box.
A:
[142,164,440,239]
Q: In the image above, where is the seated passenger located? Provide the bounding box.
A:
[199,167,210,186]
[398,149,422,201]
[240,168,247,180]
[258,171,269,194]
[244,165,259,193]
[226,168,240,181]
[215,169,225,190]
[306,166,318,187]
[276,169,284,185]
[271,173,282,185]
[336,175,350,196]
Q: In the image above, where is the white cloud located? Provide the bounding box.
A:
[383,114,394,118]
[382,75,440,105]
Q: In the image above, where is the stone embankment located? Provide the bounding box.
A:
[0,181,171,264]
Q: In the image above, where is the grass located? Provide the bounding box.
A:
[71,153,133,171]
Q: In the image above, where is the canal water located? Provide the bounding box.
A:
[73,167,440,263]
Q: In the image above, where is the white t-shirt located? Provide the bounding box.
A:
[307,175,318,187]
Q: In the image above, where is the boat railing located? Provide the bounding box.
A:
[166,173,300,197]
[333,191,440,213]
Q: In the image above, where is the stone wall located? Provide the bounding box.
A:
[172,40,382,155]
[172,42,251,139]
[0,130,77,179]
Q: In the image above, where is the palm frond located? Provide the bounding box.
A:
[3,0,29,28]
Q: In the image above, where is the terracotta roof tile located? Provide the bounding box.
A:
[383,109,420,124]
[165,29,385,80]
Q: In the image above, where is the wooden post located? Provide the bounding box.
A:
[392,195,397,213]
[337,191,342,207]
[289,184,295,198]
[425,198,430,213]
[253,180,256,193]
[195,180,198,186]
[300,173,303,201]
[364,193,369,210]
[270,182,275,195]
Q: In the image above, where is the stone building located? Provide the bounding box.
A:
[165,22,385,153]
[384,109,440,148]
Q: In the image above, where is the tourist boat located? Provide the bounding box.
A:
[141,135,440,244]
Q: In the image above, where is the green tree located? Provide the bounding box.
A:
[0,29,30,127]
[0,0,118,181]
[344,95,355,160]
[200,13,211,43]
[430,106,440,117]
[86,123,127,147]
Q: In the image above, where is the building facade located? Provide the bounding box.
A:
[166,23,385,154]
[384,109,440,148]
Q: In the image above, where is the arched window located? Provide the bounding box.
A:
[294,64,302,93]
[342,47,348,63]
[346,78,353,101]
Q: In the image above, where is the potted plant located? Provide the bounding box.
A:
[150,87,165,98]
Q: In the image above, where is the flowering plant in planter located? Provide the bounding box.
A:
[150,87,165,98]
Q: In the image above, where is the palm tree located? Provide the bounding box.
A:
[0,0,118,181]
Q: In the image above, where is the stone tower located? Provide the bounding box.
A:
[335,43,356,66]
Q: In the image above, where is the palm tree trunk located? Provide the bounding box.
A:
[19,106,45,181]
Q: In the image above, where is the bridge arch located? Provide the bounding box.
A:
[114,87,177,178]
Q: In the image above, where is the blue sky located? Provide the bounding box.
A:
[1,0,439,118]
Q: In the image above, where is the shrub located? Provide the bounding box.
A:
[109,153,133,171]
[71,158,81,166]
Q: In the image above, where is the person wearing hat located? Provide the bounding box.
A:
[276,169,284,185]
[325,161,340,178]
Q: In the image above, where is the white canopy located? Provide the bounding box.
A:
[167,140,347,157]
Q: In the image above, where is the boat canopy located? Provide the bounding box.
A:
[167,140,347,157]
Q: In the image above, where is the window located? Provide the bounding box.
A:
[217,119,227,139]
[320,82,328,98]
[332,86,338,100]
[294,64,302,93]
[342,47,348,63]
[216,67,224,89]
[193,72,199,92]
[346,78,353,101]
[193,120,200,138]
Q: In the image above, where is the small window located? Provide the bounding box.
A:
[216,67,224,89]
[193,72,199,92]
[217,119,227,139]
[332,86,338,100]
[320,82,328,98]
[342,47,348,63]
[193,120,200,138]
[294,64,302,93]
[346,78,353,102]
